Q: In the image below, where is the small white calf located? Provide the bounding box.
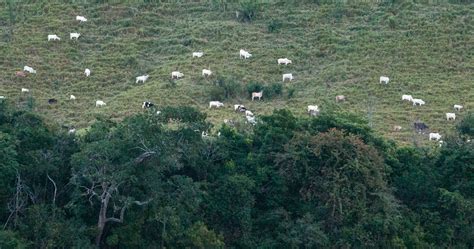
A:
[308,105,319,113]
[234,104,244,111]
[76,16,87,22]
[192,52,204,58]
[136,75,149,83]
[454,105,463,111]
[48,35,60,41]
[412,99,425,106]
[68,128,76,134]
[380,76,389,84]
[446,113,456,121]
[393,125,402,132]
[171,71,184,79]
[239,49,252,59]
[202,69,212,77]
[277,58,292,65]
[70,33,80,40]
[252,91,263,101]
[245,110,254,117]
[96,100,106,107]
[70,95,76,100]
[402,95,413,102]
[84,68,91,77]
[282,73,293,82]
[23,66,36,74]
[21,88,29,93]
[209,101,224,108]
[336,95,346,102]
[429,133,441,141]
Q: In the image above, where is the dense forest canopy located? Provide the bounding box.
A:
[0,100,472,248]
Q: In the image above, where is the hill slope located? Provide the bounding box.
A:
[0,1,473,143]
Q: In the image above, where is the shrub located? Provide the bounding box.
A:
[267,19,282,33]
[236,1,260,23]
[246,82,264,96]
[213,77,241,99]
[388,16,397,29]
[209,87,225,101]
[287,87,295,99]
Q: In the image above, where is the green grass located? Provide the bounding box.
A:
[0,1,472,144]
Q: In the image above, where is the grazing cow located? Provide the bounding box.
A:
[142,101,154,109]
[393,125,402,132]
[171,71,184,79]
[412,99,425,106]
[0,96,5,100]
[239,49,252,59]
[277,58,292,65]
[414,121,428,132]
[429,132,441,141]
[202,69,212,77]
[68,128,76,135]
[85,68,91,77]
[48,98,58,104]
[48,35,61,41]
[21,88,29,93]
[234,104,247,112]
[96,100,106,107]
[76,16,87,22]
[446,113,456,121]
[336,95,346,102]
[209,101,224,108]
[201,131,210,138]
[402,95,413,102]
[454,104,463,111]
[16,71,26,77]
[252,91,263,101]
[192,52,204,58]
[282,73,293,82]
[70,33,80,40]
[246,115,256,125]
[23,66,36,74]
[380,76,389,84]
[308,105,320,116]
[136,75,149,83]
[245,110,254,117]
[70,95,76,100]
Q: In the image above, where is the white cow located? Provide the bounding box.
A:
[136,75,149,83]
[84,68,91,77]
[245,110,254,117]
[454,104,463,111]
[48,35,61,41]
[23,66,36,74]
[308,105,319,113]
[282,73,293,82]
[412,99,425,106]
[239,49,252,59]
[70,95,76,100]
[429,133,441,141]
[192,52,204,58]
[277,58,292,65]
[76,16,87,22]
[252,91,263,101]
[446,113,456,121]
[0,96,5,99]
[402,95,413,102]
[21,88,29,93]
[246,115,256,125]
[202,69,212,77]
[234,104,245,111]
[380,76,389,84]
[209,101,224,108]
[96,100,106,107]
[171,71,184,79]
[68,128,76,134]
[70,33,81,40]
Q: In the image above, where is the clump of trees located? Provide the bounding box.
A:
[0,101,472,248]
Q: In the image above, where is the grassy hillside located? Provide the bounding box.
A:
[0,1,472,144]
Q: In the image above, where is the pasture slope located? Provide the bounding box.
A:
[0,0,472,144]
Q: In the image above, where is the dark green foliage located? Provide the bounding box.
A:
[457,112,474,137]
[0,102,472,248]
[267,19,283,33]
[236,1,260,23]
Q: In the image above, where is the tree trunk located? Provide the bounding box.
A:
[96,187,110,247]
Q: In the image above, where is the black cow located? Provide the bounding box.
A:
[414,121,428,132]
[142,101,154,109]
[48,98,58,104]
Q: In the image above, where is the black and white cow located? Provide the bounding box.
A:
[142,101,154,109]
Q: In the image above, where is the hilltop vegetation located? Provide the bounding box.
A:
[0,0,472,144]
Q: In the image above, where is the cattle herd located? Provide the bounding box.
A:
[1,15,467,144]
